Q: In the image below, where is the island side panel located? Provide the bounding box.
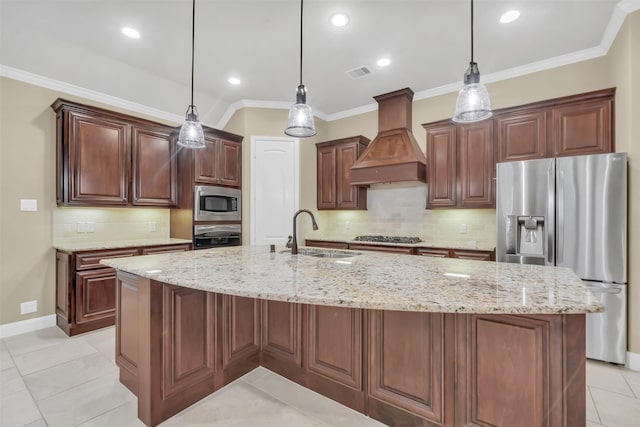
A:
[221,295,261,383]
[260,300,305,383]
[454,313,586,427]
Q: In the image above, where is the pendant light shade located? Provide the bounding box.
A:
[285,0,317,138]
[177,0,205,148]
[453,0,492,123]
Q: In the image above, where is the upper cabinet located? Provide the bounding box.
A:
[495,88,614,162]
[131,124,177,206]
[316,136,370,210]
[53,99,178,207]
[423,121,494,209]
[194,134,242,188]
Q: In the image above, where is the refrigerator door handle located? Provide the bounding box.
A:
[556,168,563,265]
[588,287,622,295]
[547,161,556,266]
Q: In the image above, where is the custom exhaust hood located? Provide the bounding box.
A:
[350,88,427,186]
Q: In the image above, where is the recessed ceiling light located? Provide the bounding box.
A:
[330,13,349,27]
[228,77,241,85]
[499,10,520,24]
[121,27,141,39]
[376,58,391,67]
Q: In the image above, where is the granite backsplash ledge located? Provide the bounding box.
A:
[312,182,497,250]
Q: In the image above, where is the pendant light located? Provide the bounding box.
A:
[284,0,317,138]
[452,0,492,123]
[177,0,205,148]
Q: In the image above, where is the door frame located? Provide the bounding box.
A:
[250,136,300,245]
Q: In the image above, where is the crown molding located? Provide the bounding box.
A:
[0,64,184,124]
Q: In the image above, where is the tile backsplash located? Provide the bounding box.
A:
[53,207,170,244]
[314,182,497,249]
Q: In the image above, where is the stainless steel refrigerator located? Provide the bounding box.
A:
[496,152,627,364]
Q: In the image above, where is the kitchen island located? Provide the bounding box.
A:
[102,245,602,427]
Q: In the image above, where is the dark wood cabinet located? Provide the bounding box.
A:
[52,99,178,207]
[304,239,349,250]
[56,106,130,205]
[552,96,613,157]
[425,124,457,208]
[415,248,450,258]
[194,135,242,188]
[221,295,260,383]
[306,306,364,412]
[493,88,614,163]
[423,121,495,209]
[131,124,177,206]
[260,300,303,381]
[316,136,369,210]
[368,310,449,426]
[451,248,494,261]
[56,243,191,336]
[496,110,548,162]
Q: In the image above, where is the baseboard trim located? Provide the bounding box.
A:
[626,351,640,371]
[0,315,57,339]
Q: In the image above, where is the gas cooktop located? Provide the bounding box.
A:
[354,235,423,244]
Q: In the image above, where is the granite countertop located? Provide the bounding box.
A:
[101,245,602,315]
[53,238,192,252]
[307,237,495,251]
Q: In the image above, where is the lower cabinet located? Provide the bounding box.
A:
[56,243,191,336]
[260,300,304,380]
[306,306,364,412]
[116,279,585,427]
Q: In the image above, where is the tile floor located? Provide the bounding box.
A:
[0,326,639,427]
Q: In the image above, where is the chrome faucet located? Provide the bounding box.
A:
[286,209,319,255]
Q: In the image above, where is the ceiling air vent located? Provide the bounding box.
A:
[346,66,374,80]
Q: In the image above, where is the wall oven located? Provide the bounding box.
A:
[193,224,241,249]
[194,185,241,222]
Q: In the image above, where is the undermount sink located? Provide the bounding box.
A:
[280,248,361,258]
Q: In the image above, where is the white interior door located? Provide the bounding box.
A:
[251,136,299,245]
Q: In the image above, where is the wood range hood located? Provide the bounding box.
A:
[350,88,427,186]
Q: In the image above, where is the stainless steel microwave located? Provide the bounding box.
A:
[194,185,241,222]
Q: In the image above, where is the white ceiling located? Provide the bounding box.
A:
[0,0,636,128]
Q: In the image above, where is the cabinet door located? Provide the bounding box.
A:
[336,143,366,209]
[317,146,337,209]
[194,137,220,184]
[67,111,129,205]
[496,110,548,162]
[261,300,303,368]
[306,306,364,411]
[222,295,260,370]
[131,125,178,206]
[451,249,494,261]
[347,244,414,254]
[218,140,242,187]
[425,125,457,208]
[552,98,613,157]
[459,121,495,208]
[368,310,447,426]
[75,268,117,325]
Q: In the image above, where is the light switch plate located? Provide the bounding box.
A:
[20,199,37,211]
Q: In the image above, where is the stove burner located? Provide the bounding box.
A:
[354,235,422,244]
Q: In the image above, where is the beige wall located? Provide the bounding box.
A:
[1,10,639,358]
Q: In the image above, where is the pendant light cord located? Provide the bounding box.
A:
[470,0,474,63]
[299,0,304,86]
[190,0,196,107]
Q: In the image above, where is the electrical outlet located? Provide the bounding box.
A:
[148,221,157,232]
[345,221,351,230]
[86,222,95,233]
[77,222,86,233]
[20,300,37,315]
[459,224,467,234]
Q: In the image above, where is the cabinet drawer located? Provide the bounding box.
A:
[75,249,139,270]
[140,244,192,255]
[451,249,494,261]
[348,244,415,255]
[415,248,451,258]
[305,240,349,250]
